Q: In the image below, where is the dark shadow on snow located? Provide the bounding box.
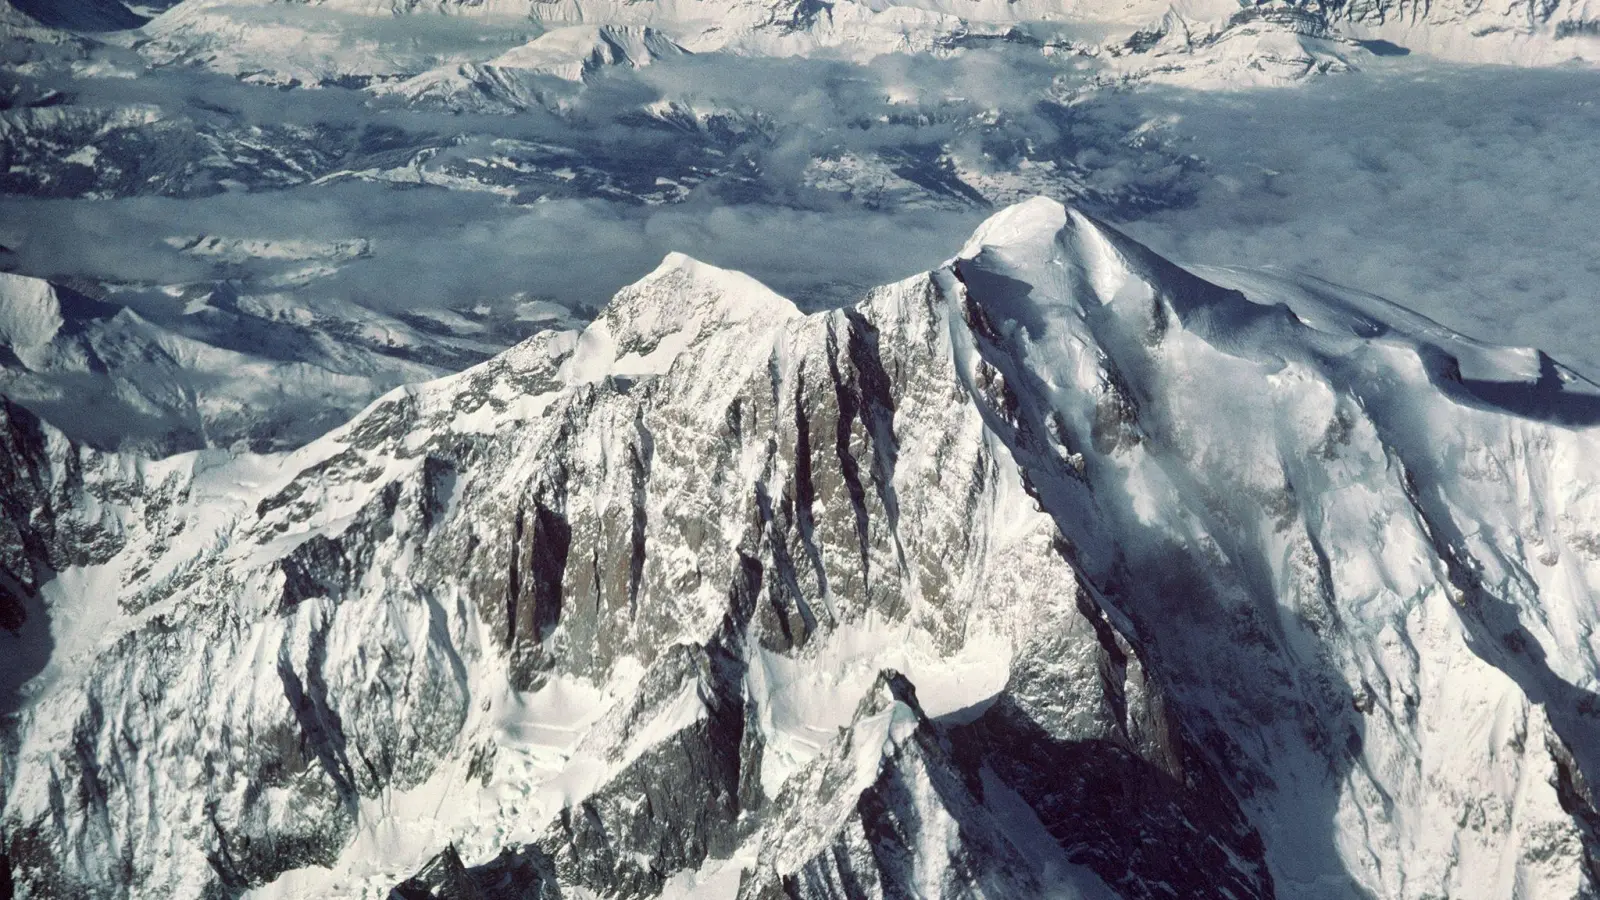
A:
[946,244,1375,897]
[390,843,560,900]
[1426,347,1600,428]
[948,694,1274,899]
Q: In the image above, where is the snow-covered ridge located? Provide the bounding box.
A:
[153,0,1600,72]
[7,0,1595,90]
[0,273,66,351]
[0,272,524,455]
[164,235,374,265]
[3,197,1599,898]
[561,251,801,383]
[367,24,685,111]
[486,24,683,77]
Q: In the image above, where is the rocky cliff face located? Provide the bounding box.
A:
[3,198,1600,899]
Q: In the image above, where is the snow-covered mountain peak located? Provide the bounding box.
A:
[956,194,1071,260]
[637,250,799,319]
[6,198,1600,899]
[950,196,1231,345]
[368,22,686,108]
[956,195,1194,303]
[563,251,801,383]
[0,273,66,352]
[490,24,685,74]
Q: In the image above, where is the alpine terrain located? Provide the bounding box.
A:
[2,198,1598,899]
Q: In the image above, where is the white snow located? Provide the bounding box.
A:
[9,196,1600,900]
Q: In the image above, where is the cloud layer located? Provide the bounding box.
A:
[3,24,1598,382]
[1121,61,1600,377]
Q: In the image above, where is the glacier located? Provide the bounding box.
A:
[2,197,1598,898]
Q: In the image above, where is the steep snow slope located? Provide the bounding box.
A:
[3,199,1599,899]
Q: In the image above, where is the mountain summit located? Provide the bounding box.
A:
[3,198,1598,898]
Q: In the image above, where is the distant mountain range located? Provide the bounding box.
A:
[0,270,575,454]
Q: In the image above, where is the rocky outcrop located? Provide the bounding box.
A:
[4,198,1600,899]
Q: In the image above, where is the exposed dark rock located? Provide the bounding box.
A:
[390,844,557,900]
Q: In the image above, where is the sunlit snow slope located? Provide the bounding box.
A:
[2,198,1599,899]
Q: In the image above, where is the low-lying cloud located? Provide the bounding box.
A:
[4,24,1598,380]
[0,183,985,312]
[1120,61,1600,377]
